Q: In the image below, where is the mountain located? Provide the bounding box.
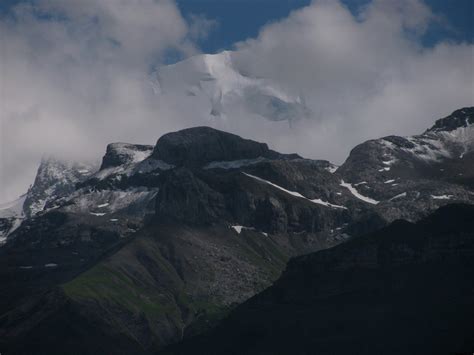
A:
[337,107,474,222]
[0,158,96,243]
[0,128,353,354]
[23,157,97,217]
[0,108,473,354]
[151,51,310,124]
[0,195,26,244]
[163,204,474,355]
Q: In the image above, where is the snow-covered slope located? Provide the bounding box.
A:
[23,157,97,217]
[0,195,26,219]
[0,195,26,243]
[151,51,310,124]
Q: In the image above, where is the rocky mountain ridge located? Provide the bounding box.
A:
[0,107,472,354]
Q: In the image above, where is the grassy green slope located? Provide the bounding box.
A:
[61,223,295,351]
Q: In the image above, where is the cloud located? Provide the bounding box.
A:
[187,13,219,42]
[0,0,212,202]
[227,0,473,161]
[0,0,472,203]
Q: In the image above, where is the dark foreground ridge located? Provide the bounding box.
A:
[163,204,474,355]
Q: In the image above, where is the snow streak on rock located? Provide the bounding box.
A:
[244,173,346,209]
[340,180,379,205]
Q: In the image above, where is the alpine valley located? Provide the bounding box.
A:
[0,107,473,354]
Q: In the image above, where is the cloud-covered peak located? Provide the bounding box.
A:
[1,0,472,203]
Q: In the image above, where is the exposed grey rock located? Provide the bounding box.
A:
[155,168,228,225]
[100,143,154,169]
[427,107,474,132]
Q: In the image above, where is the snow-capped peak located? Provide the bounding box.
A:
[151,51,311,122]
[23,157,97,217]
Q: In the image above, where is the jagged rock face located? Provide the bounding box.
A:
[100,143,154,169]
[428,107,474,132]
[155,168,229,225]
[165,204,474,355]
[23,158,96,218]
[154,161,352,235]
[336,107,474,221]
[152,126,299,167]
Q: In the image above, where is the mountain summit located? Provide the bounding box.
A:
[152,126,300,167]
[151,51,310,124]
[427,107,474,132]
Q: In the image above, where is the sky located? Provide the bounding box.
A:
[0,0,473,203]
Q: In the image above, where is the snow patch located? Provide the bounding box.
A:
[382,159,396,166]
[340,180,379,205]
[326,164,339,173]
[309,198,347,210]
[244,173,346,209]
[64,188,157,217]
[431,194,453,200]
[95,158,173,181]
[231,225,245,234]
[389,192,407,201]
[44,263,58,268]
[90,212,106,216]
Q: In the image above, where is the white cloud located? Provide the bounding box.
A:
[187,13,219,41]
[227,0,473,160]
[0,0,472,203]
[0,0,209,202]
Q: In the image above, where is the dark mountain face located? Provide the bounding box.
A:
[164,204,474,355]
[100,143,154,169]
[0,108,473,354]
[428,107,474,132]
[152,126,300,167]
